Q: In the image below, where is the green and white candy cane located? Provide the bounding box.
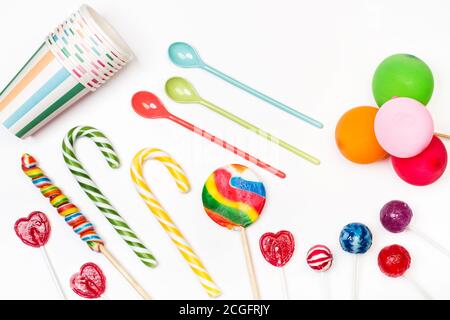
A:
[62,126,157,268]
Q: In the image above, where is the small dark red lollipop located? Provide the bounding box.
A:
[378,244,411,278]
[70,262,106,299]
[14,211,51,248]
[259,230,295,267]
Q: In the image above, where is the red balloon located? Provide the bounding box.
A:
[391,136,447,186]
[378,244,411,278]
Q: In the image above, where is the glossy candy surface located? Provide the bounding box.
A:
[14,211,51,248]
[202,164,266,230]
[259,231,295,267]
[70,262,106,299]
[306,245,333,271]
[378,244,411,278]
[339,223,373,254]
[380,200,412,233]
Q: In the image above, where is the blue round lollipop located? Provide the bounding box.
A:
[339,223,373,254]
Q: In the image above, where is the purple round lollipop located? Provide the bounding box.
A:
[380,200,413,233]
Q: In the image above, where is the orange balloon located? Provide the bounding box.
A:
[335,106,388,164]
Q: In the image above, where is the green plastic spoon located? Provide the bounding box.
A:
[165,77,320,165]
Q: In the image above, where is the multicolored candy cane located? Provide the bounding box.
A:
[62,126,157,268]
[21,153,151,299]
[131,148,221,298]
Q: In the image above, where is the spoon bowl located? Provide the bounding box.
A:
[132,91,171,119]
[168,42,204,68]
[165,77,202,103]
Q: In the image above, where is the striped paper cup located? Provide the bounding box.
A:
[46,33,103,90]
[78,5,133,62]
[47,26,106,89]
[66,13,126,70]
[45,5,131,89]
[0,43,89,138]
[0,5,133,138]
[58,20,121,75]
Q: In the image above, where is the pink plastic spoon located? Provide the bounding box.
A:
[132,91,286,179]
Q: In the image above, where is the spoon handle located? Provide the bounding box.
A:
[168,114,287,178]
[200,100,320,165]
[202,64,323,129]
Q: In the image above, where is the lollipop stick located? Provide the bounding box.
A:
[403,274,433,300]
[279,267,289,300]
[99,245,151,300]
[435,132,450,139]
[352,255,359,300]
[409,227,450,259]
[202,64,324,129]
[40,246,67,300]
[321,272,331,300]
[240,227,261,299]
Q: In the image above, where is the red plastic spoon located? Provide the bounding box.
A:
[132,91,286,179]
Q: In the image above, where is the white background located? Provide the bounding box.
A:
[0,0,449,300]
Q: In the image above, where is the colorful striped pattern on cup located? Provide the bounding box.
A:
[0,43,88,138]
[0,5,132,139]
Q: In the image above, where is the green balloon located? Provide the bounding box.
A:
[372,54,434,106]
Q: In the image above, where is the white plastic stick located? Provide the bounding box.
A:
[404,274,433,300]
[279,267,289,300]
[352,255,359,300]
[322,272,331,300]
[40,246,67,300]
[409,227,450,259]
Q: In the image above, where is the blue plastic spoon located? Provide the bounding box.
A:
[168,42,323,129]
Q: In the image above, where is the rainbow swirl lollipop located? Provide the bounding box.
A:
[202,164,266,230]
[202,164,266,299]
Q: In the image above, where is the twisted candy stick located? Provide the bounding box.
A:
[22,154,104,251]
[131,148,221,298]
[21,153,151,299]
[62,126,157,268]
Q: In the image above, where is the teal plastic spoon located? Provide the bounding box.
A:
[168,42,323,129]
[165,77,320,165]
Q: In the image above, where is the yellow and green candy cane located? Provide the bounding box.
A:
[21,153,151,299]
[131,148,221,298]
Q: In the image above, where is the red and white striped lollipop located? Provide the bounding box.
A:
[306,245,333,272]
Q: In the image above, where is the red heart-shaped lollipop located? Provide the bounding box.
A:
[70,263,106,299]
[14,211,51,248]
[259,230,295,267]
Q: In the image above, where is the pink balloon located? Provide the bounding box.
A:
[374,97,434,158]
[392,136,447,186]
